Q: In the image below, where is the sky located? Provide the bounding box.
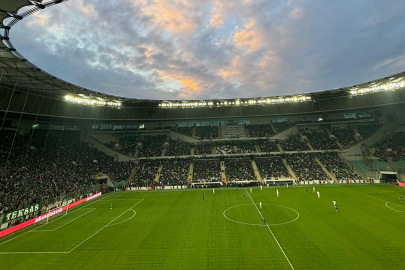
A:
[6,0,405,100]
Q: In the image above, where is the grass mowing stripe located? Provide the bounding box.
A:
[68,199,143,253]
[245,189,295,270]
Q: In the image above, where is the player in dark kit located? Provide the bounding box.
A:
[306,187,308,193]
[202,194,204,201]
[263,216,266,225]
[334,204,338,212]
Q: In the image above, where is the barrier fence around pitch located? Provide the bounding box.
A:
[0,192,102,239]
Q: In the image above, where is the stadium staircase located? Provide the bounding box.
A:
[192,126,196,137]
[326,129,344,150]
[251,160,262,182]
[154,164,163,182]
[282,158,298,181]
[338,153,367,180]
[299,131,315,150]
[269,122,277,133]
[277,144,284,153]
[134,136,144,158]
[220,161,227,182]
[255,144,261,153]
[314,157,338,183]
[125,160,140,186]
[188,162,194,182]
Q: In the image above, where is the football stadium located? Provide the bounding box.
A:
[1,1,405,269]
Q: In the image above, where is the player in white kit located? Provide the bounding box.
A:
[317,191,320,198]
[276,189,279,197]
[259,201,262,209]
[313,186,315,193]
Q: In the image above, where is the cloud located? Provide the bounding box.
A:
[9,0,405,100]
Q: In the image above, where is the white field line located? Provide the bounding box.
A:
[99,199,142,201]
[32,208,96,232]
[0,192,114,248]
[0,251,69,254]
[107,209,136,227]
[385,202,405,214]
[245,189,295,270]
[68,199,144,253]
[360,192,405,209]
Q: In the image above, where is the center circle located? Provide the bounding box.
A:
[223,204,299,226]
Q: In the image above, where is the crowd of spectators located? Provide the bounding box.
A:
[225,158,256,181]
[195,126,218,140]
[172,127,194,137]
[255,158,290,179]
[273,122,290,133]
[236,141,257,153]
[166,140,191,156]
[159,159,190,185]
[319,154,360,181]
[138,135,166,157]
[116,136,141,156]
[131,160,161,186]
[302,129,339,150]
[246,124,274,138]
[287,155,327,181]
[280,133,310,151]
[0,130,133,215]
[194,143,214,155]
[330,127,356,147]
[374,131,405,161]
[257,140,279,152]
[193,159,221,182]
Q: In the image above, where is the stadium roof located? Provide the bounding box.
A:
[1,0,405,108]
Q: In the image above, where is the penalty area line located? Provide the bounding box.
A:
[68,199,144,253]
[245,189,295,270]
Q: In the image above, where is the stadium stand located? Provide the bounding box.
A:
[193,159,221,182]
[302,128,339,150]
[138,135,166,157]
[131,160,161,186]
[0,131,133,213]
[330,127,356,147]
[246,124,274,138]
[319,154,361,181]
[194,143,214,155]
[195,126,218,140]
[280,133,310,151]
[225,158,256,181]
[159,159,190,185]
[166,140,192,156]
[255,158,290,179]
[373,131,405,161]
[287,155,328,181]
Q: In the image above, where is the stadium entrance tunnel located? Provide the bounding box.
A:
[223,204,299,226]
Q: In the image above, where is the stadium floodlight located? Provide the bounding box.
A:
[64,95,121,107]
[351,80,405,96]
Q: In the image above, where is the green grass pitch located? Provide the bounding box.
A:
[1,184,405,269]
